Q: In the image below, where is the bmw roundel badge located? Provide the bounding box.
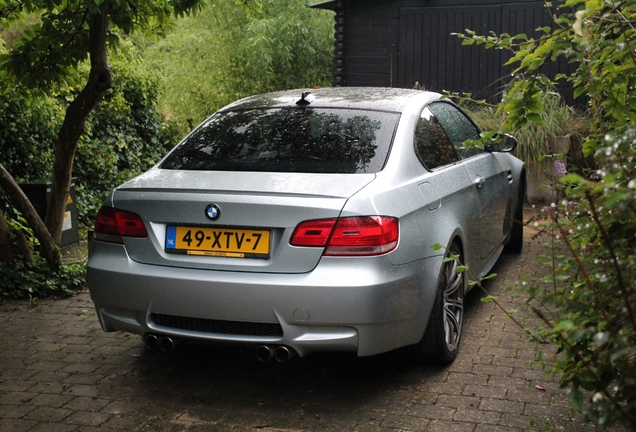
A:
[205,204,221,221]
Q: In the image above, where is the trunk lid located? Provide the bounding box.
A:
[109,168,375,273]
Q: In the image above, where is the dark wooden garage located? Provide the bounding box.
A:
[310,0,570,102]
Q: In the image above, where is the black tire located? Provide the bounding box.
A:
[504,188,524,254]
[413,242,465,365]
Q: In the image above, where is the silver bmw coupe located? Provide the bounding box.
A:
[87,87,525,364]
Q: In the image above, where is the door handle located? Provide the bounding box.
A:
[474,177,485,188]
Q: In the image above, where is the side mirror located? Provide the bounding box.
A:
[501,134,518,153]
[485,133,518,153]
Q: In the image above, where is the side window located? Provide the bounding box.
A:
[428,102,481,159]
[414,107,459,170]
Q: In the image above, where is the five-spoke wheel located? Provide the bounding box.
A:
[413,242,465,365]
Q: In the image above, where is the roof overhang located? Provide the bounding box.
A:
[308,1,339,11]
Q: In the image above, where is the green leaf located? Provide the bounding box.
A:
[569,388,584,411]
[481,295,497,303]
[525,112,545,125]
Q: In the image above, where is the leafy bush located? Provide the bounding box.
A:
[456,0,636,428]
[530,128,636,427]
[0,38,181,226]
[0,91,62,183]
[466,90,589,169]
[75,39,182,225]
[143,0,334,124]
[0,259,85,300]
[0,39,179,296]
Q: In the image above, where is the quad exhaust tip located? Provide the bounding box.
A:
[143,333,179,353]
[143,336,296,360]
[256,345,297,362]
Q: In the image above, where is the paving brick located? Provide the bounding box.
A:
[435,394,479,410]
[24,406,73,422]
[447,372,488,386]
[64,384,100,398]
[101,415,149,430]
[446,359,474,373]
[425,419,476,432]
[455,407,501,425]
[462,384,506,400]
[477,346,517,358]
[479,397,525,415]
[499,412,544,429]
[64,410,111,427]
[29,381,69,394]
[27,423,80,432]
[505,385,553,405]
[0,367,38,381]
[471,364,514,377]
[0,402,36,419]
[63,372,105,386]
[353,425,396,432]
[410,403,456,421]
[475,424,521,432]
[64,396,111,412]
[30,393,74,407]
[0,379,36,392]
[0,390,38,405]
[380,414,429,431]
[0,417,39,432]
[419,381,464,395]
[524,402,575,420]
[469,354,496,365]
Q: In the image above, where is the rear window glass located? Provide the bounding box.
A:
[160,108,400,173]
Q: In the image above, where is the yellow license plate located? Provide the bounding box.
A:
[166,226,270,258]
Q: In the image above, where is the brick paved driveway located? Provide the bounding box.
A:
[0,209,618,431]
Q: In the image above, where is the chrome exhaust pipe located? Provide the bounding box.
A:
[274,346,297,363]
[143,333,160,350]
[159,336,179,353]
[256,345,274,362]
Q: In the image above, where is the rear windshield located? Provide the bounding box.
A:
[160,108,400,174]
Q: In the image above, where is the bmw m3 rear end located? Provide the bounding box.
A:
[87,87,525,363]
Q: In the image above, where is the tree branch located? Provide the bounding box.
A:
[0,164,61,269]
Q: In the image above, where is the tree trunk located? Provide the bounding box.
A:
[45,0,113,246]
[0,164,60,269]
[0,208,15,264]
[15,231,34,264]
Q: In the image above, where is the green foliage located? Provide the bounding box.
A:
[0,89,62,182]
[457,1,636,427]
[530,129,636,427]
[0,212,85,299]
[0,259,85,299]
[0,39,180,226]
[0,0,205,93]
[143,0,334,123]
[75,39,182,225]
[465,91,589,169]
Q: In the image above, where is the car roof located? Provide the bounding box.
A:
[219,87,441,113]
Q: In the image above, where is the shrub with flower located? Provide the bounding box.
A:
[455,0,636,427]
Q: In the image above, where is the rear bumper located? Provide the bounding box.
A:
[87,242,441,357]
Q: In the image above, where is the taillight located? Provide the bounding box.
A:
[93,206,148,244]
[290,216,398,256]
[290,219,337,247]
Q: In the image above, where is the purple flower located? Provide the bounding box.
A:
[555,159,567,176]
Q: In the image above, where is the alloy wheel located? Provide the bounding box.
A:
[442,255,464,352]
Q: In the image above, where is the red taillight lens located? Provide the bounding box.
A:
[290,216,398,256]
[290,219,337,247]
[93,206,148,244]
